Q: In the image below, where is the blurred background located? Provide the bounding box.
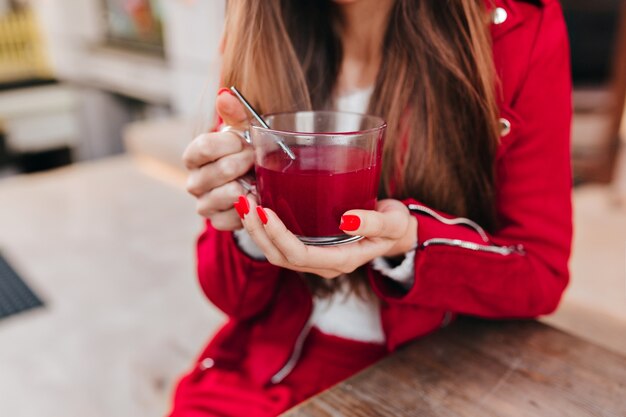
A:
[0,0,624,416]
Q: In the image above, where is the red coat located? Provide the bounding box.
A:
[192,0,572,387]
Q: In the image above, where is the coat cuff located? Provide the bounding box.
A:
[233,229,266,261]
[369,198,495,303]
[370,250,416,289]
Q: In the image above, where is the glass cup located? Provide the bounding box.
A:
[248,111,386,246]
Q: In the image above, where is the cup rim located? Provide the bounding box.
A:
[250,110,387,136]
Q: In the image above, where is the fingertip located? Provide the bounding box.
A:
[339,214,361,233]
[216,93,247,124]
[244,193,259,210]
[256,206,268,225]
[258,207,284,229]
[215,92,234,113]
[233,200,245,220]
[339,209,372,235]
[217,87,234,97]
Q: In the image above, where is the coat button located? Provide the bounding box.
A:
[492,7,508,25]
[199,357,215,370]
[499,118,511,137]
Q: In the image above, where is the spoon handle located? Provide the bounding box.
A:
[229,86,296,160]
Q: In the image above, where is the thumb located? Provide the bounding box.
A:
[339,199,411,239]
[216,88,249,129]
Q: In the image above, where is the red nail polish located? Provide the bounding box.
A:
[233,201,245,219]
[238,195,250,215]
[217,87,233,97]
[256,206,268,225]
[339,215,360,231]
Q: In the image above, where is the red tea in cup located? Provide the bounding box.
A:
[256,145,380,238]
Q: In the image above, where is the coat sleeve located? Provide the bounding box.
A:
[192,110,284,319]
[369,1,573,318]
[196,220,283,319]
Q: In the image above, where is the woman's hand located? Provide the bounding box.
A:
[236,196,418,278]
[183,90,254,230]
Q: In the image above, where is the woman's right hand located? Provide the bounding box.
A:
[183,89,254,231]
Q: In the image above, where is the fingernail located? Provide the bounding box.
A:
[238,195,250,215]
[217,87,234,97]
[339,215,360,231]
[256,206,268,225]
[233,201,245,219]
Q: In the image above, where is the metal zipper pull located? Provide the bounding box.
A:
[422,238,525,256]
[270,319,314,384]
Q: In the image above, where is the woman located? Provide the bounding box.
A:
[172,0,572,415]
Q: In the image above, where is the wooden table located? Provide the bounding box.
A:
[282,318,626,417]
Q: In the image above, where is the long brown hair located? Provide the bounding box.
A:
[221,0,500,296]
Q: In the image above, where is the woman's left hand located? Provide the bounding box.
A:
[235,195,417,279]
